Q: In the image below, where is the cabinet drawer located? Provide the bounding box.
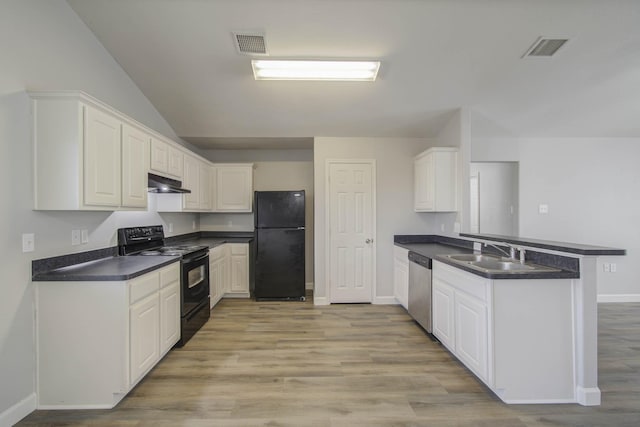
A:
[230,243,248,255]
[433,261,489,303]
[159,263,180,288]
[130,271,160,304]
[210,245,227,260]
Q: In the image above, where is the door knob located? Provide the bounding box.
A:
[365,238,373,244]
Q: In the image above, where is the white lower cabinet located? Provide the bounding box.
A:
[432,260,577,404]
[209,243,249,303]
[130,292,160,385]
[36,262,180,409]
[229,243,249,295]
[432,279,455,350]
[393,246,409,309]
[209,245,229,308]
[454,290,488,381]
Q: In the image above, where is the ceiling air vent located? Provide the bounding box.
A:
[522,37,569,58]
[233,32,268,56]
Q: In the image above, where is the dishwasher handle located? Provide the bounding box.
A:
[408,252,432,269]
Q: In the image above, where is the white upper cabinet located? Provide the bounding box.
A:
[84,106,122,207]
[213,164,254,212]
[182,154,201,210]
[121,124,150,208]
[30,91,159,211]
[414,147,458,212]
[150,137,183,179]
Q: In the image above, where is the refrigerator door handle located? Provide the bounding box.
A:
[297,227,305,230]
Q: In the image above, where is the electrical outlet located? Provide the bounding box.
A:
[440,223,445,232]
[192,220,196,230]
[610,263,617,273]
[453,222,461,233]
[539,204,549,214]
[81,229,89,244]
[168,223,173,233]
[227,220,233,227]
[22,233,35,252]
[71,229,81,246]
[603,263,610,272]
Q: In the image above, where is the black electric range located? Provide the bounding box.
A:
[117,225,210,346]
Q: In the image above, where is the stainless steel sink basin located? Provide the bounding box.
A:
[442,254,560,274]
[446,254,499,263]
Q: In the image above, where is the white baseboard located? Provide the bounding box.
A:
[0,393,36,426]
[373,296,399,305]
[305,282,314,290]
[577,386,601,406]
[313,296,329,305]
[597,294,640,303]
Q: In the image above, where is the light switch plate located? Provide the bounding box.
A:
[81,229,89,244]
[539,204,549,214]
[22,233,35,253]
[71,229,81,245]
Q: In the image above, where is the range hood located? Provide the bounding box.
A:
[147,173,191,193]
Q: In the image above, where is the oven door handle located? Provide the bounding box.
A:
[183,253,208,264]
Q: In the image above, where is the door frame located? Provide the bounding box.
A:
[325,159,377,304]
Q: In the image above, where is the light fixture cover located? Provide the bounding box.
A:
[251,60,380,81]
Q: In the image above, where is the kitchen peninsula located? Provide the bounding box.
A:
[394,233,625,406]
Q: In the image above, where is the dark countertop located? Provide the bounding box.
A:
[460,233,626,256]
[395,242,473,259]
[394,235,580,280]
[32,256,180,282]
[32,231,254,283]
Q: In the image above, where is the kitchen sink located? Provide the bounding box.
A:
[442,254,560,274]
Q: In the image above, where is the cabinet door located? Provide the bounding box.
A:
[432,279,455,351]
[122,124,150,208]
[84,105,122,207]
[209,257,220,308]
[150,138,169,174]
[216,166,253,212]
[455,291,488,381]
[130,293,160,385]
[168,146,184,178]
[183,155,200,210]
[199,164,212,210]
[229,244,249,293]
[414,153,434,211]
[160,282,180,355]
[393,257,409,309]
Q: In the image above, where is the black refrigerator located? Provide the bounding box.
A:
[254,190,306,300]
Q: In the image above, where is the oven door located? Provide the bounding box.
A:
[181,252,210,315]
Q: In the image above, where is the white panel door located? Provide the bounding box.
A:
[122,124,149,208]
[84,105,121,207]
[328,161,375,303]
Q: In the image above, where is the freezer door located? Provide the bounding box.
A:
[255,228,305,299]
[255,191,305,228]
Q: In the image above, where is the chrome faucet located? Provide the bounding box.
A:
[484,242,526,263]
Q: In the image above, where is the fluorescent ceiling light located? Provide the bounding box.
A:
[251,60,380,81]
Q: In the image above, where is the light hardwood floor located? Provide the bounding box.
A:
[19,297,640,426]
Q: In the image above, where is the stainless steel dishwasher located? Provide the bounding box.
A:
[408,252,432,333]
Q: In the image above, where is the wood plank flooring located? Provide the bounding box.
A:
[19,297,640,426]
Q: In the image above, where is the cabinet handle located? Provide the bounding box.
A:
[365,238,374,244]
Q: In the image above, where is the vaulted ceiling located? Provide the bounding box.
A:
[67,0,640,148]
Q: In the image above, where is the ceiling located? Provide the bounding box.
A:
[67,0,640,149]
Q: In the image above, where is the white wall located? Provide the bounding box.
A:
[0,1,196,422]
[313,137,437,304]
[199,150,315,284]
[471,127,640,299]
